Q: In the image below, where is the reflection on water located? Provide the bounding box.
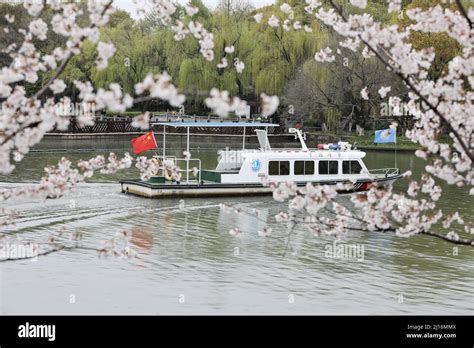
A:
[0,136,473,314]
[130,227,154,254]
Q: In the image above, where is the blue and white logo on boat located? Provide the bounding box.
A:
[251,159,261,172]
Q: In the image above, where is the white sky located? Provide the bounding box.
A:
[114,0,276,19]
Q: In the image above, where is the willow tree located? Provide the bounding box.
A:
[178,57,217,111]
[249,3,323,97]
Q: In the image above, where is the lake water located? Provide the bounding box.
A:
[0,135,473,314]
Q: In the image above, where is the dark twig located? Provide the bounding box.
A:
[455,0,473,29]
[421,230,474,246]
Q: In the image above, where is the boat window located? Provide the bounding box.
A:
[351,161,362,173]
[269,161,279,175]
[343,160,363,174]
[318,161,328,175]
[319,160,339,175]
[295,160,315,175]
[295,161,304,175]
[280,161,290,175]
[268,161,290,175]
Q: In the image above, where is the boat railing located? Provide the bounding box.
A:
[163,156,202,183]
[368,168,399,178]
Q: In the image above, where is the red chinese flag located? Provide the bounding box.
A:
[131,131,157,154]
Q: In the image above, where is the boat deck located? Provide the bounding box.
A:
[120,179,275,198]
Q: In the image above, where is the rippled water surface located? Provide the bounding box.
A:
[1,135,473,314]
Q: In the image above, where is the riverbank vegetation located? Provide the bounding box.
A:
[309,132,453,151]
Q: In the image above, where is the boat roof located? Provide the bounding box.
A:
[152,122,279,127]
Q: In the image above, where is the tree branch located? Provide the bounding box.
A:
[33,1,114,100]
[327,0,474,162]
[0,1,115,148]
[421,230,474,246]
[455,0,473,29]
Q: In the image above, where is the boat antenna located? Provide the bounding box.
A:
[289,128,309,151]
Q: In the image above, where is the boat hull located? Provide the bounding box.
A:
[119,175,401,199]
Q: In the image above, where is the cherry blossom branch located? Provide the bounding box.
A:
[0,95,155,148]
[272,209,473,246]
[0,121,40,147]
[326,0,474,162]
[0,150,188,204]
[0,230,138,262]
[421,230,473,246]
[33,1,114,100]
[456,0,473,29]
[33,53,72,100]
[226,202,473,255]
[323,205,366,224]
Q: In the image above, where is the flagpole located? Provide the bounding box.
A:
[395,128,398,169]
[186,126,190,183]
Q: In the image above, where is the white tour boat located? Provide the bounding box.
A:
[120,122,402,198]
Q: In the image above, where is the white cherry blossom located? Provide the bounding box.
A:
[261,93,279,117]
[314,47,336,62]
[234,59,245,73]
[28,19,48,40]
[217,57,228,69]
[185,5,199,17]
[360,87,369,100]
[49,79,66,94]
[378,86,391,98]
[280,3,292,14]
[350,0,367,9]
[96,42,116,70]
[268,15,279,27]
